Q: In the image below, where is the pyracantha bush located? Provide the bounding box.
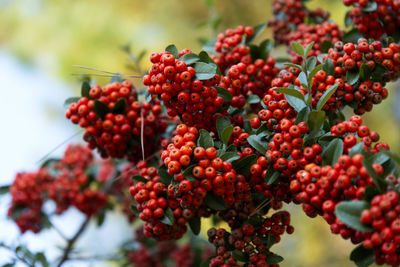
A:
[7,0,400,266]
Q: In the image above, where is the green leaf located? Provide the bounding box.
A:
[291,42,304,56]
[349,142,365,157]
[371,64,387,83]
[273,87,304,101]
[232,154,257,175]
[161,208,175,225]
[266,254,284,264]
[132,175,147,183]
[247,135,268,154]
[199,51,215,63]
[81,81,91,98]
[362,1,377,11]
[40,158,58,168]
[306,56,317,71]
[110,74,123,83]
[180,53,200,65]
[316,82,340,111]
[245,23,267,44]
[286,94,307,112]
[259,39,273,60]
[359,64,372,81]
[198,129,214,148]
[158,165,174,185]
[194,62,217,80]
[232,250,248,262]
[350,245,374,267]
[188,217,201,235]
[247,94,261,104]
[321,40,333,53]
[34,252,48,267]
[342,28,363,43]
[335,200,374,232]
[130,205,140,216]
[304,41,315,57]
[345,11,353,27]
[112,98,126,114]
[298,71,308,88]
[381,150,400,164]
[284,63,302,70]
[363,156,384,192]
[215,86,233,102]
[220,126,233,145]
[308,110,326,132]
[204,192,227,210]
[294,106,310,124]
[263,234,277,249]
[266,171,279,185]
[63,97,80,108]
[364,186,379,202]
[0,185,10,195]
[182,165,197,182]
[165,44,179,58]
[94,100,110,120]
[202,39,217,54]
[220,152,240,163]
[321,138,343,166]
[322,58,334,76]
[216,116,231,138]
[96,210,106,227]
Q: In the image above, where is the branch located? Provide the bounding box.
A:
[56,217,90,267]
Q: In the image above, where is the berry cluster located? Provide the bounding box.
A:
[361,191,400,266]
[143,49,225,130]
[344,0,400,39]
[207,211,293,267]
[289,22,342,64]
[323,40,400,114]
[8,169,53,233]
[66,80,167,161]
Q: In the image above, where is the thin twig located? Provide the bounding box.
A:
[48,219,67,240]
[72,65,115,74]
[71,73,143,78]
[56,217,90,267]
[250,198,272,217]
[36,130,83,165]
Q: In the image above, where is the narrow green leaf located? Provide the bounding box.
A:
[232,250,248,262]
[362,1,377,11]
[342,28,363,43]
[316,82,340,111]
[232,154,257,175]
[259,39,273,60]
[110,74,123,83]
[266,254,284,264]
[247,94,261,104]
[350,245,374,267]
[132,175,147,183]
[298,71,308,88]
[158,165,174,185]
[188,217,201,235]
[291,42,304,56]
[308,110,326,132]
[245,23,267,44]
[64,97,80,108]
[349,142,365,157]
[295,106,310,124]
[247,135,268,154]
[359,64,371,81]
[266,171,279,185]
[165,44,179,58]
[81,81,91,98]
[363,156,384,192]
[286,94,307,112]
[198,129,214,148]
[273,87,305,101]
[220,152,240,163]
[306,56,317,71]
[335,200,374,232]
[182,165,197,182]
[284,63,302,70]
[321,40,333,53]
[204,192,227,210]
[345,11,353,27]
[0,185,10,195]
[94,100,110,120]
[215,86,233,102]
[304,42,315,57]
[161,208,175,225]
[112,98,126,114]
[180,53,200,65]
[322,58,334,76]
[221,126,233,145]
[194,62,217,80]
[321,138,344,166]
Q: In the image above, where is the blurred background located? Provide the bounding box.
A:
[0,0,399,266]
